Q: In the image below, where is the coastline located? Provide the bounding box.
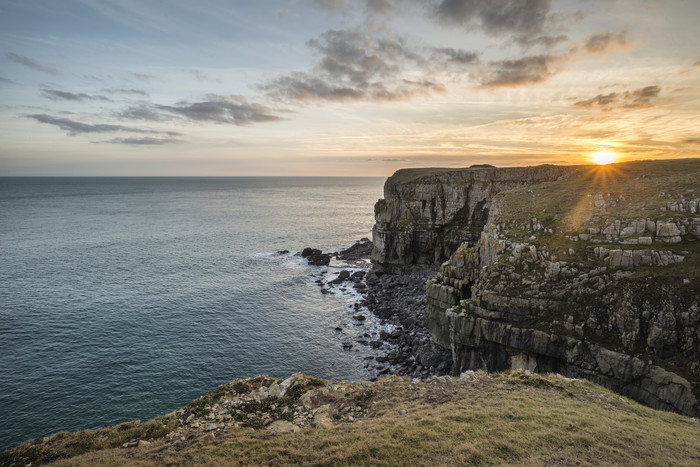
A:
[309,239,452,380]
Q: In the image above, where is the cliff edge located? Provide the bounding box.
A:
[373,159,700,416]
[372,164,578,271]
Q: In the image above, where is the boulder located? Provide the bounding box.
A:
[300,248,331,266]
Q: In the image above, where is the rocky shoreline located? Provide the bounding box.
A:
[302,239,452,380]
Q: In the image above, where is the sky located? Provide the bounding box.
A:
[1,0,699,176]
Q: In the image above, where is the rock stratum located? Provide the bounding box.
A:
[372,159,700,416]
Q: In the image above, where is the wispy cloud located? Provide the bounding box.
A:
[157,96,285,125]
[431,47,480,66]
[28,114,182,136]
[132,73,157,82]
[41,89,113,102]
[102,88,149,96]
[364,0,394,15]
[116,105,169,121]
[115,96,286,126]
[582,30,628,54]
[7,52,59,75]
[94,137,183,145]
[0,76,14,84]
[574,85,662,111]
[312,0,352,12]
[476,54,558,88]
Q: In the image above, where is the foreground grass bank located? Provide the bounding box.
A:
[3,371,699,466]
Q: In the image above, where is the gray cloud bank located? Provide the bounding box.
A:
[94,137,183,145]
[432,0,559,45]
[42,89,113,102]
[116,96,285,126]
[259,29,476,103]
[28,114,182,137]
[574,85,662,111]
[7,52,59,75]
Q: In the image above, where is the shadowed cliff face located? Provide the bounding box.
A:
[371,165,578,272]
[373,159,700,417]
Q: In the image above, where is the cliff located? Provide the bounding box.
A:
[371,164,579,272]
[413,159,699,416]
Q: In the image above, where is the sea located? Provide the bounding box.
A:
[0,176,387,451]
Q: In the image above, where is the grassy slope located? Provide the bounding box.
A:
[496,158,699,233]
[4,372,699,466]
[495,158,700,280]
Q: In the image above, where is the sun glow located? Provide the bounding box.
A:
[591,151,618,165]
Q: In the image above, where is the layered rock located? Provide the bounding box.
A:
[371,165,578,272]
[423,159,700,416]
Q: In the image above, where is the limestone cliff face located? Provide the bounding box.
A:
[423,160,700,416]
[371,165,577,272]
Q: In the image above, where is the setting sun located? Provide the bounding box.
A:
[591,151,618,165]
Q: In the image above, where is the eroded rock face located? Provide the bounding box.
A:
[371,165,577,272]
[422,166,700,416]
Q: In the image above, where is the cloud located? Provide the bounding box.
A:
[473,29,632,88]
[41,89,112,102]
[573,85,662,111]
[583,31,628,54]
[476,54,558,87]
[94,137,183,146]
[102,88,149,96]
[0,76,14,84]
[312,0,352,11]
[28,114,181,136]
[683,138,700,144]
[156,96,285,125]
[115,96,285,126]
[431,0,556,44]
[431,47,479,65]
[7,52,59,75]
[116,105,169,121]
[364,0,395,15]
[132,73,157,82]
[260,29,448,103]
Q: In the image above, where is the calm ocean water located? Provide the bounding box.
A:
[0,176,385,451]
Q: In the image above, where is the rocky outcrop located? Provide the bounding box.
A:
[371,165,578,272]
[299,247,331,266]
[422,159,700,416]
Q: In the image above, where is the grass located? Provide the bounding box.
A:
[5,372,699,466]
[0,415,178,467]
[386,167,470,186]
[495,159,700,239]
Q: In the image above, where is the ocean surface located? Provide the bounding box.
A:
[0,176,386,451]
